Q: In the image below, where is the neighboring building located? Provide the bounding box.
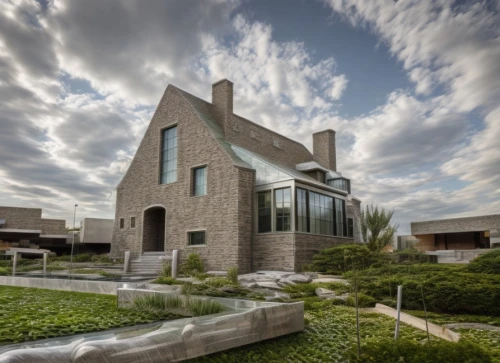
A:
[79,218,113,254]
[396,235,418,250]
[111,79,361,272]
[0,206,71,254]
[410,214,500,251]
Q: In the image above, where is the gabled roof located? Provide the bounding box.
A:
[174,86,350,195]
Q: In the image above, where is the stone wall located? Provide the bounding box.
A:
[294,233,352,271]
[0,206,42,230]
[411,214,500,235]
[40,219,66,234]
[252,233,295,271]
[0,207,66,234]
[111,87,251,272]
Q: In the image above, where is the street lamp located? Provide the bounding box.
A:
[69,204,78,276]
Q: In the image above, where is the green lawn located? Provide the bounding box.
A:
[0,286,177,344]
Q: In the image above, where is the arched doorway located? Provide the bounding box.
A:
[142,206,166,252]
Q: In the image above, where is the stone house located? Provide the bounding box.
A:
[111,80,361,273]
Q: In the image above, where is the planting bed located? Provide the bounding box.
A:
[0,286,178,344]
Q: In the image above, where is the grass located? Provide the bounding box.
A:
[132,293,226,317]
[0,286,178,344]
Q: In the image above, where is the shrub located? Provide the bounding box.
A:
[153,276,179,285]
[468,250,500,274]
[180,253,204,276]
[345,292,376,308]
[0,267,11,275]
[351,264,500,316]
[160,260,172,277]
[348,338,491,363]
[227,266,239,285]
[205,277,233,288]
[311,244,386,274]
[282,283,318,298]
[90,254,114,264]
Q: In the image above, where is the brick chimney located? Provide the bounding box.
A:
[212,79,233,135]
[313,129,336,171]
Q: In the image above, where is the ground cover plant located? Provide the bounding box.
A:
[0,286,179,344]
[468,249,500,274]
[345,263,500,316]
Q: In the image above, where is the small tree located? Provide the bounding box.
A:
[361,204,398,252]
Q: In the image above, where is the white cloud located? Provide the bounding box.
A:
[330,74,348,100]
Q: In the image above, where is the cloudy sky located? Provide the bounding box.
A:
[1,0,499,234]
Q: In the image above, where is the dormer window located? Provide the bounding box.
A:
[327,178,351,193]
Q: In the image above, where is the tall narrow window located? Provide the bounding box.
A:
[160,126,177,184]
[257,191,272,233]
[130,217,136,229]
[335,198,347,237]
[119,218,124,229]
[347,218,354,238]
[188,231,206,246]
[309,191,333,235]
[296,188,308,232]
[193,166,207,196]
[275,188,291,232]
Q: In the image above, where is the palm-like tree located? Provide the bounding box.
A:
[361,204,398,252]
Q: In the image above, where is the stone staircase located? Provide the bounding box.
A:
[129,251,170,275]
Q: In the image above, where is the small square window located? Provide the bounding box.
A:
[130,217,136,229]
[119,218,124,229]
[188,231,206,246]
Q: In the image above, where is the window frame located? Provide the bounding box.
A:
[274,187,291,232]
[257,190,272,233]
[159,125,178,185]
[119,218,124,229]
[187,230,206,247]
[130,216,136,229]
[191,165,208,196]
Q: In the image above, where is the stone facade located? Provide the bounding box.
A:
[411,214,500,235]
[411,214,500,252]
[111,80,361,272]
[0,206,66,234]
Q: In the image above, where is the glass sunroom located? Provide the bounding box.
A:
[231,145,353,238]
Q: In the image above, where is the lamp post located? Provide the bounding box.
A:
[69,204,78,276]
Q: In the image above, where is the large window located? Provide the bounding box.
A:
[275,188,291,232]
[335,198,347,237]
[160,126,177,184]
[328,178,351,193]
[188,231,206,246]
[192,166,207,196]
[295,188,347,237]
[257,191,272,233]
[309,191,334,235]
[296,188,308,232]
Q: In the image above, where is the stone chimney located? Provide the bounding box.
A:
[212,79,233,135]
[313,129,336,171]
